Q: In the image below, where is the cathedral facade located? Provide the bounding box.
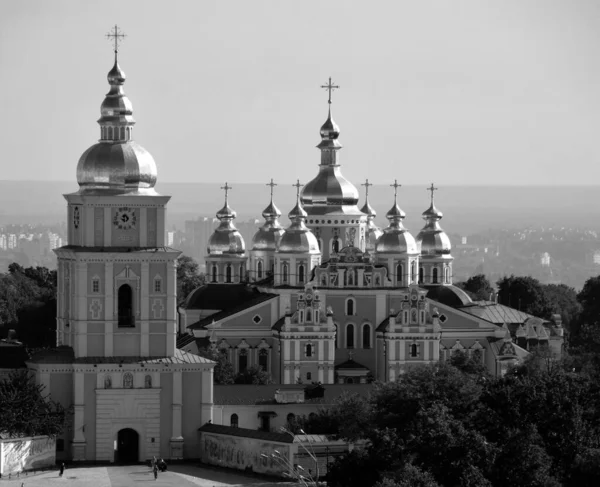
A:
[27,45,214,463]
[179,84,564,384]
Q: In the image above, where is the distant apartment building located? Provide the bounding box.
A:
[0,234,6,250]
[594,250,600,265]
[540,252,551,267]
[7,234,17,249]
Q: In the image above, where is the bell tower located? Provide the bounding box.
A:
[55,31,180,359]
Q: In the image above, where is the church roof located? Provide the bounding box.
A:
[183,284,278,330]
[198,423,294,444]
[28,347,213,365]
[426,285,473,307]
[463,302,538,325]
[335,359,369,370]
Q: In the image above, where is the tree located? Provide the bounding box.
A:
[234,365,274,385]
[196,347,235,384]
[542,283,581,329]
[176,255,205,304]
[0,369,70,438]
[574,276,600,351]
[496,275,552,317]
[456,274,494,301]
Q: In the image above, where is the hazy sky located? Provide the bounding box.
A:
[2,0,600,187]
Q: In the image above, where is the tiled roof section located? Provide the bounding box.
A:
[57,246,180,253]
[213,383,373,405]
[28,347,214,365]
[0,344,29,369]
[183,284,278,330]
[176,333,195,349]
[335,359,369,370]
[462,302,539,325]
[198,423,294,444]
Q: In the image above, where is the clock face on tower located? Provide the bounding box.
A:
[113,207,137,230]
[73,206,80,229]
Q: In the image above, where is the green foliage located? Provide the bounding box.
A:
[0,264,57,347]
[196,347,235,384]
[496,275,553,318]
[0,369,70,438]
[456,274,494,301]
[542,283,580,328]
[324,359,600,487]
[176,255,205,304]
[573,276,600,352]
[234,365,274,385]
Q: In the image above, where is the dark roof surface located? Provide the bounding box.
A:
[198,423,294,443]
[57,246,179,253]
[28,347,214,365]
[335,359,370,370]
[0,344,29,369]
[213,383,373,405]
[183,284,277,329]
[463,302,539,324]
[426,285,474,308]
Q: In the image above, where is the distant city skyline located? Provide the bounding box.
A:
[2,0,600,185]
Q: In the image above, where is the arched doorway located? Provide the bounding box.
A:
[116,428,139,464]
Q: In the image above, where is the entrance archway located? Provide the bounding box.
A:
[116,428,139,464]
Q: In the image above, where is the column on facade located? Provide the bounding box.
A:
[72,371,86,460]
[104,262,114,356]
[140,262,150,356]
[170,370,184,459]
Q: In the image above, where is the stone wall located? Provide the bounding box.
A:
[0,436,56,476]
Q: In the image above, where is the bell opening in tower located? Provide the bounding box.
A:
[118,284,134,328]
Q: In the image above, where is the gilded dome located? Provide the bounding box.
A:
[252,200,285,251]
[278,196,320,254]
[207,197,246,255]
[76,54,157,195]
[416,193,452,257]
[375,195,418,254]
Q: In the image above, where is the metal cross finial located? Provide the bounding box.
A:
[221,182,232,202]
[321,77,340,105]
[362,179,373,199]
[266,178,277,200]
[106,25,127,53]
[293,179,304,198]
[427,183,438,203]
[391,179,402,200]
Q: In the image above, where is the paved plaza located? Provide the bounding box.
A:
[0,465,296,487]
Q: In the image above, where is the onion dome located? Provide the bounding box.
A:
[375,181,417,254]
[207,183,246,255]
[360,180,383,252]
[300,82,361,213]
[416,184,452,256]
[252,180,285,251]
[278,182,320,254]
[76,51,158,195]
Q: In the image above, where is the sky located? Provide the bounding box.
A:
[2,0,600,187]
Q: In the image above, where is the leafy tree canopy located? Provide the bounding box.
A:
[496,275,552,318]
[0,369,70,438]
[234,365,274,385]
[176,255,205,305]
[195,347,235,385]
[456,274,494,301]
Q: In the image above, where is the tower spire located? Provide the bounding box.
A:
[391,179,401,202]
[106,24,126,62]
[427,183,438,206]
[267,178,277,202]
[221,182,232,205]
[321,77,339,105]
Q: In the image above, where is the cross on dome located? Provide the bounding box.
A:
[390,179,401,200]
[362,179,373,198]
[427,183,438,203]
[266,178,277,200]
[293,179,304,198]
[106,25,126,54]
[321,77,340,105]
[221,182,232,203]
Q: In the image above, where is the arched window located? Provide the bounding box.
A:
[257,261,263,280]
[332,237,340,253]
[306,307,313,322]
[445,267,450,283]
[230,414,239,428]
[144,375,152,388]
[307,372,312,381]
[238,349,248,373]
[362,324,371,349]
[432,267,439,284]
[104,374,112,389]
[286,413,295,425]
[239,264,245,282]
[153,277,162,293]
[118,284,134,327]
[410,261,416,283]
[282,263,288,283]
[334,323,339,348]
[108,126,113,139]
[346,298,355,316]
[258,349,268,370]
[226,264,232,283]
[306,344,313,357]
[396,263,403,286]
[298,264,305,284]
[410,344,419,357]
[123,372,133,389]
[346,324,355,348]
[120,126,125,140]
[419,266,424,283]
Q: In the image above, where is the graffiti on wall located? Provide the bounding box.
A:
[0,437,56,475]
[203,434,289,476]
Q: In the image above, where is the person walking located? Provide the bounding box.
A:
[59,463,65,477]
[153,463,158,480]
